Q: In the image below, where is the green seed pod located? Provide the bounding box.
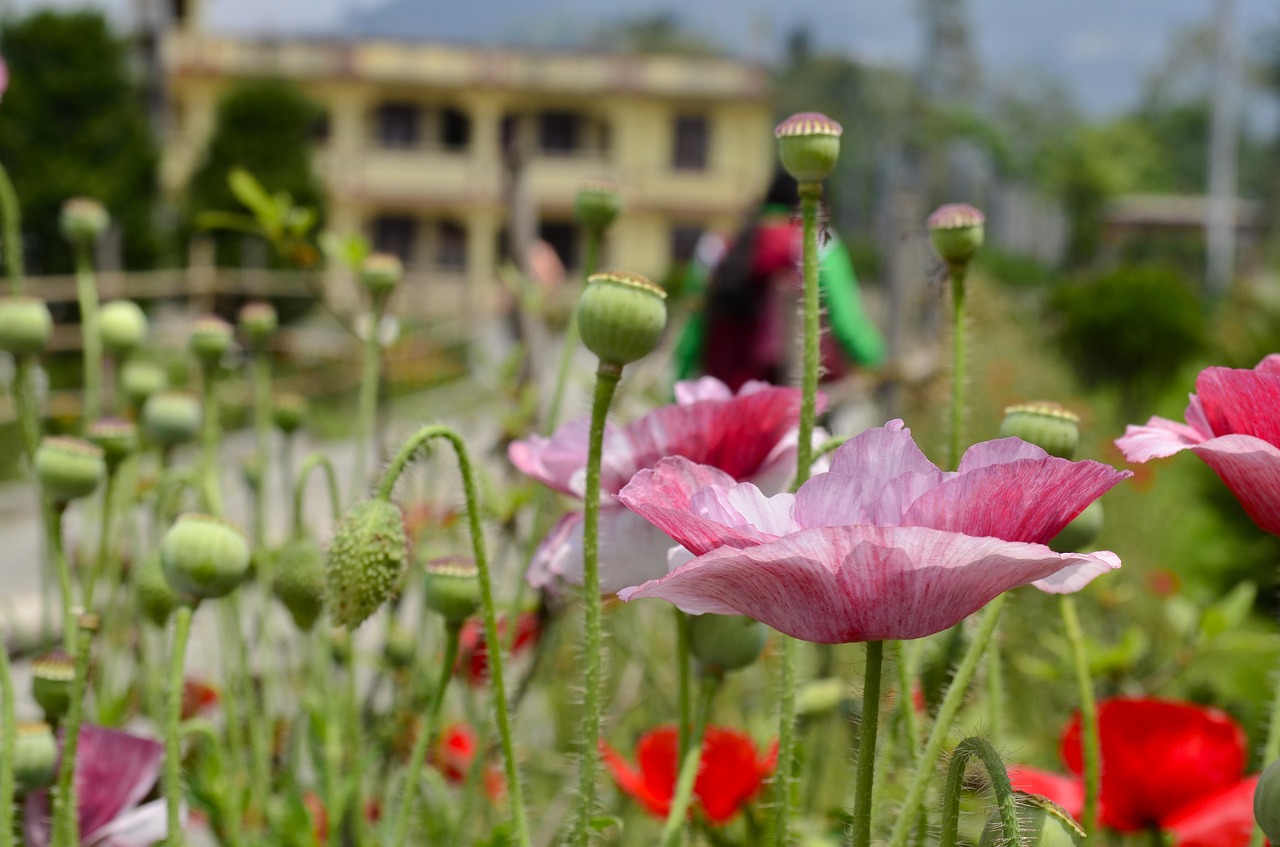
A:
[120,359,168,409]
[423,558,481,624]
[577,271,667,367]
[59,197,109,247]
[980,793,1084,847]
[325,498,409,629]
[136,551,178,627]
[383,623,415,671]
[161,513,251,602]
[14,722,57,792]
[999,401,1080,460]
[273,535,326,631]
[574,180,622,232]
[35,436,105,504]
[237,301,277,349]
[189,316,234,368]
[86,418,138,471]
[1050,501,1104,554]
[928,203,986,269]
[0,296,53,356]
[774,112,843,184]
[99,300,148,356]
[142,391,202,447]
[360,252,403,299]
[1255,759,1280,843]
[272,392,308,436]
[689,613,767,676]
[31,651,74,724]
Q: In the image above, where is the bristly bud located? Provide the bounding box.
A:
[1050,500,1104,554]
[34,436,105,504]
[360,253,403,299]
[161,513,251,602]
[99,300,148,356]
[272,392,308,436]
[189,316,234,368]
[325,498,409,629]
[928,203,985,269]
[273,536,326,631]
[59,197,109,247]
[237,301,277,349]
[774,112,843,184]
[86,418,138,471]
[424,557,481,624]
[689,613,767,677]
[120,359,168,409]
[14,722,57,792]
[999,401,1080,460]
[1256,759,1280,844]
[142,391,201,447]
[0,296,53,356]
[981,793,1084,847]
[574,180,622,233]
[31,651,75,724]
[136,552,178,627]
[577,271,667,367]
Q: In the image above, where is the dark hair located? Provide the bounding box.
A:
[764,170,800,208]
[705,169,796,321]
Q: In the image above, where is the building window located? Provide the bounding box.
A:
[673,114,709,171]
[539,221,580,270]
[539,111,580,155]
[372,215,417,265]
[375,103,420,149]
[670,224,704,264]
[439,108,471,151]
[436,221,467,271]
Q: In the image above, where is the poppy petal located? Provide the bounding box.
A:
[1190,435,1280,536]
[1164,777,1260,847]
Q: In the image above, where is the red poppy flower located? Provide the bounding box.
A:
[455,611,541,686]
[1164,777,1260,847]
[432,723,505,800]
[180,678,220,720]
[600,725,777,824]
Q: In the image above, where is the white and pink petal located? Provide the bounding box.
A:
[1190,434,1280,537]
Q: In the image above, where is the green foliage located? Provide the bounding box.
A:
[0,10,158,272]
[198,167,319,268]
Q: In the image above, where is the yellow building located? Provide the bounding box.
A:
[160,32,774,315]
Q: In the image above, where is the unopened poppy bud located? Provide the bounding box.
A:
[424,558,481,624]
[86,418,138,471]
[980,793,1083,847]
[31,651,74,724]
[325,498,409,629]
[273,536,325,631]
[577,271,667,367]
[136,552,178,627]
[99,300,148,356]
[0,296,53,356]
[574,180,621,232]
[928,203,985,269]
[59,197,109,247]
[775,112,842,184]
[1255,759,1280,843]
[689,613,767,676]
[238,301,277,349]
[360,252,402,299]
[189,316,234,367]
[161,513,251,602]
[1000,402,1080,460]
[142,391,201,447]
[272,392,308,435]
[35,436,105,504]
[796,678,848,718]
[1049,501,1104,554]
[121,359,168,408]
[383,623,415,670]
[14,722,57,792]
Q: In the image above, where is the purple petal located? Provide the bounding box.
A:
[688,483,798,536]
[23,792,51,847]
[674,376,733,404]
[89,798,172,847]
[618,525,1120,643]
[1031,550,1121,593]
[1256,354,1280,377]
[1191,434,1280,536]
[1116,416,1209,463]
[956,437,1048,472]
[78,726,163,840]
[1196,365,1280,449]
[508,418,592,497]
[525,506,687,594]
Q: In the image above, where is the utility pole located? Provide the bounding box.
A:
[1206,0,1240,298]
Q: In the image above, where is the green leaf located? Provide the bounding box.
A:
[589,815,624,834]
[1199,581,1257,641]
[195,210,261,235]
[228,167,277,219]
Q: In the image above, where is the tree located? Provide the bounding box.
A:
[0,11,158,273]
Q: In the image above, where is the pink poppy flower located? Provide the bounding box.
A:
[1116,355,1280,535]
[615,420,1127,643]
[24,725,171,847]
[509,377,822,593]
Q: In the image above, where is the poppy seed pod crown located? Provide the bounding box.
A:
[0,296,53,356]
[1000,401,1080,460]
[424,558,481,624]
[86,418,138,471]
[577,271,667,367]
[574,180,622,232]
[14,722,57,791]
[142,391,202,447]
[35,436,105,504]
[189,316,234,367]
[325,498,409,629]
[360,252,402,298]
[272,392,308,435]
[161,513,251,602]
[59,197,109,247]
[775,112,842,184]
[31,651,74,724]
[238,301,278,349]
[99,300,148,356]
[928,203,986,269]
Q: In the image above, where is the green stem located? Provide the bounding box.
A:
[895,641,920,759]
[0,639,13,847]
[167,605,194,847]
[74,243,101,427]
[293,452,341,536]
[545,227,602,433]
[14,357,40,461]
[375,424,532,847]
[44,501,75,651]
[391,622,461,847]
[0,160,25,295]
[198,367,223,517]
[938,737,1021,847]
[354,293,387,499]
[250,350,271,549]
[947,266,968,471]
[343,641,364,846]
[314,633,343,847]
[84,468,119,609]
[52,615,94,847]
[887,595,1008,847]
[659,674,721,847]
[676,609,692,760]
[1063,595,1101,836]
[850,642,884,847]
[986,633,1004,742]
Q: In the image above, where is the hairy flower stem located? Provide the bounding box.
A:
[574,364,621,847]
[44,502,75,651]
[52,615,94,847]
[659,674,721,847]
[895,642,920,758]
[850,641,884,847]
[1060,595,1099,836]
[938,737,1021,847]
[0,640,13,847]
[84,467,119,609]
[377,424,532,847]
[294,452,342,534]
[886,594,1007,847]
[74,243,102,427]
[312,634,343,847]
[198,365,223,517]
[250,349,272,552]
[17,358,54,638]
[947,266,968,472]
[391,622,462,847]
[354,291,388,498]
[676,609,692,759]
[166,605,194,847]
[0,161,24,295]
[545,227,602,433]
[985,635,1004,741]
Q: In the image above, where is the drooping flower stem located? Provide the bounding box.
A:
[886,594,1007,847]
[1060,595,1099,836]
[659,673,722,847]
[391,621,462,847]
[52,614,95,847]
[354,291,388,497]
[938,736,1021,847]
[73,242,102,426]
[676,609,692,759]
[0,161,25,296]
[198,365,223,517]
[545,227,603,433]
[166,604,195,847]
[0,638,13,847]
[294,452,341,534]
[947,266,968,471]
[850,641,884,847]
[575,363,621,846]
[377,424,532,847]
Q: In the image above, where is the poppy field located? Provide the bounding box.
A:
[2,110,1280,847]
